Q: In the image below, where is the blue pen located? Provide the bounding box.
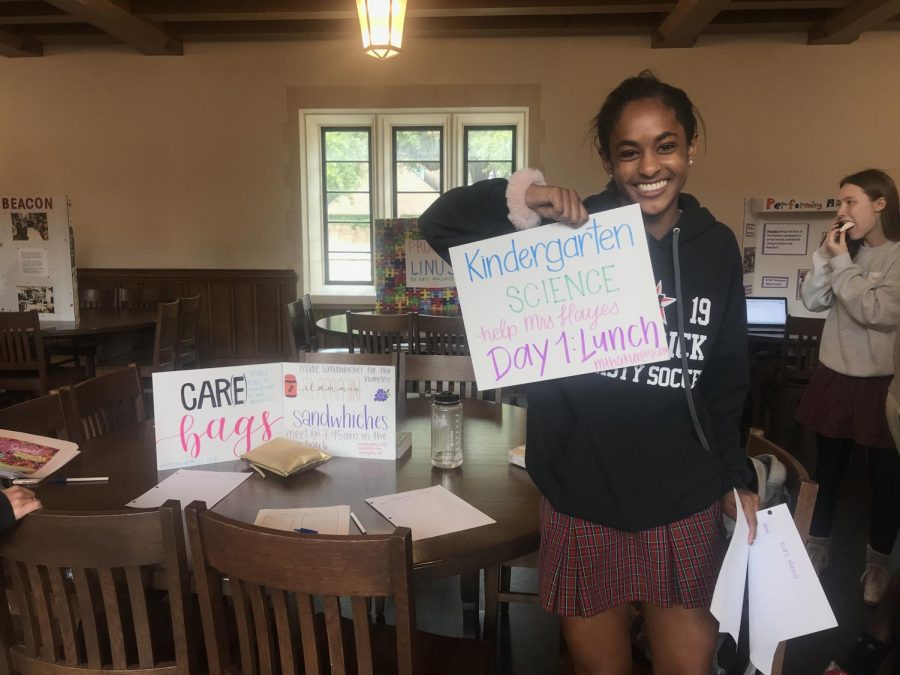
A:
[294,527,318,534]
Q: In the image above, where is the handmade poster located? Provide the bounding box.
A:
[374,218,459,314]
[280,362,396,460]
[742,196,837,318]
[152,362,398,470]
[0,430,80,479]
[0,195,78,322]
[449,203,668,389]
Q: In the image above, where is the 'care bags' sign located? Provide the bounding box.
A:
[450,204,668,389]
[152,362,396,470]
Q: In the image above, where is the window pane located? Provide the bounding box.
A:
[327,221,371,252]
[395,161,441,191]
[325,161,370,192]
[397,193,440,218]
[393,127,443,218]
[467,128,514,161]
[466,161,513,184]
[324,130,369,161]
[395,129,441,161]
[328,252,372,282]
[323,126,372,284]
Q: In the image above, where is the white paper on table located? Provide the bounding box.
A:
[254,506,351,535]
[710,488,751,642]
[365,485,495,540]
[748,503,837,675]
[126,469,252,509]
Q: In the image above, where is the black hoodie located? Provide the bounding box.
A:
[420,178,752,531]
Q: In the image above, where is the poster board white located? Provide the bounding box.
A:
[0,195,77,322]
[152,362,397,470]
[742,196,838,318]
[449,203,668,389]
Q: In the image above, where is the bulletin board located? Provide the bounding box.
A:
[0,195,77,322]
[741,195,838,318]
[373,218,459,315]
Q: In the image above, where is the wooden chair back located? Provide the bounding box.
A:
[0,311,50,395]
[0,501,193,675]
[60,365,146,442]
[301,294,321,351]
[780,315,826,384]
[413,314,469,355]
[0,393,69,439]
[399,353,497,401]
[185,501,418,675]
[745,432,819,675]
[151,300,180,373]
[287,298,315,354]
[346,311,410,354]
[176,295,201,369]
[78,287,116,309]
[117,287,162,310]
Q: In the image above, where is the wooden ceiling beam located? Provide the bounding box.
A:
[43,0,181,54]
[808,0,900,43]
[652,0,732,46]
[0,26,41,55]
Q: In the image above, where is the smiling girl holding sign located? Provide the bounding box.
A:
[421,71,759,674]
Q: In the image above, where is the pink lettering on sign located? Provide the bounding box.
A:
[178,410,282,458]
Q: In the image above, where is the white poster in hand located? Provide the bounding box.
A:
[748,504,837,675]
[710,489,751,642]
[449,204,668,389]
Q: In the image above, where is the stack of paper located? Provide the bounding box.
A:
[255,506,351,535]
[126,470,252,508]
[365,485,494,540]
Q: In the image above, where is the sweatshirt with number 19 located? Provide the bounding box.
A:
[419,175,752,531]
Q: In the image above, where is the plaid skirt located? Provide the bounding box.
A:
[538,498,725,617]
[796,366,895,448]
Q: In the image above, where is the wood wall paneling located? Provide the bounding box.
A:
[76,269,298,366]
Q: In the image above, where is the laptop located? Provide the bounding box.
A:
[746,296,787,336]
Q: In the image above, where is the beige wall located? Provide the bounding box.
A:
[1,32,899,272]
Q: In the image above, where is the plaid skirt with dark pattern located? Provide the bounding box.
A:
[538,498,725,616]
[796,366,895,448]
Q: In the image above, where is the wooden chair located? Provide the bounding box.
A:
[60,365,146,442]
[766,315,825,443]
[745,431,819,675]
[185,501,491,675]
[0,311,83,399]
[117,286,162,310]
[175,295,201,369]
[0,500,194,675]
[287,297,316,354]
[413,314,469,355]
[346,311,410,354]
[0,392,70,439]
[142,300,180,377]
[399,352,498,401]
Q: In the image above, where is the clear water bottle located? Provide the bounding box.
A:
[431,391,463,469]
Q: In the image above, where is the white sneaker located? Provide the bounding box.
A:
[806,535,831,576]
[861,545,890,606]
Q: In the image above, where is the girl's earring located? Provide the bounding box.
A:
[689,158,694,166]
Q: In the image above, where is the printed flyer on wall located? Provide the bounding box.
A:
[152,362,397,470]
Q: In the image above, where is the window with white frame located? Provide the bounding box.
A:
[300,109,528,300]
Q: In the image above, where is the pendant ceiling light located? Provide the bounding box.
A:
[356,0,407,59]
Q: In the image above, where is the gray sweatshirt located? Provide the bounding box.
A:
[801,240,900,377]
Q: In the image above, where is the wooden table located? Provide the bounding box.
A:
[39,308,157,377]
[35,398,537,638]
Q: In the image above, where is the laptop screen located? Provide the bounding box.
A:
[746,297,787,328]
